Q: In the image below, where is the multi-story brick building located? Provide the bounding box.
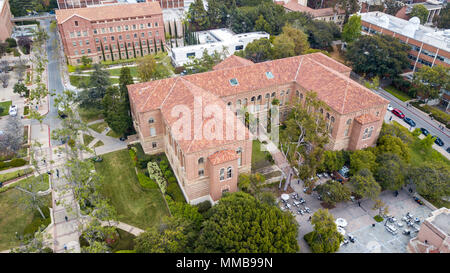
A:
[127,53,389,204]
[360,12,450,72]
[57,0,183,9]
[55,1,165,65]
[276,0,346,28]
[0,0,13,42]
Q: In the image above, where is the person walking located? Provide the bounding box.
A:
[56,169,59,178]
[389,116,392,121]
[65,216,68,222]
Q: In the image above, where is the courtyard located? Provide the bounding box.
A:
[282,180,434,253]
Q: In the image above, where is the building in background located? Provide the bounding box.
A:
[55,1,165,65]
[0,0,13,41]
[408,207,450,253]
[395,0,444,25]
[170,28,270,67]
[127,52,388,203]
[360,11,450,72]
[57,0,184,9]
[276,0,346,28]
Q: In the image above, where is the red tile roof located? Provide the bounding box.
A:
[56,2,162,23]
[213,55,255,71]
[395,6,410,21]
[208,150,239,165]
[354,113,380,124]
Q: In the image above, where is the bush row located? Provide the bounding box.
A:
[411,101,450,129]
[0,158,28,171]
[137,173,158,189]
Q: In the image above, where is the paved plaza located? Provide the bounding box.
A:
[283,181,434,253]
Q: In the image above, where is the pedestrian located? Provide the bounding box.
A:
[372,223,375,227]
[63,244,67,251]
[358,201,361,207]
[389,116,392,121]
[308,216,312,221]
[47,171,51,175]
[56,169,59,178]
[65,216,68,222]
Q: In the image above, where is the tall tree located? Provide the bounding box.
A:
[236,38,272,63]
[188,0,209,31]
[195,192,299,253]
[137,54,157,82]
[272,33,295,59]
[407,161,450,201]
[410,4,429,25]
[78,64,111,109]
[332,0,360,23]
[411,65,450,102]
[350,168,381,200]
[280,24,310,55]
[349,149,377,175]
[341,14,361,44]
[316,180,351,206]
[345,34,410,79]
[374,152,406,191]
[384,0,404,16]
[434,4,450,29]
[306,209,344,253]
[102,86,131,136]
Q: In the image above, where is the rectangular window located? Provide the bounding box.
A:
[109,27,113,32]
[155,22,158,27]
[93,29,97,34]
[140,24,144,29]
[83,31,87,36]
[103,37,107,42]
[105,45,109,50]
[155,31,159,36]
[102,28,106,33]
[198,169,204,177]
[79,40,83,46]
[119,35,122,40]
[120,43,124,48]
[235,45,243,50]
[81,49,85,54]
[134,33,137,38]
[74,21,78,26]
[152,142,157,148]
[87,49,91,53]
[125,25,129,31]
[126,34,130,39]
[70,32,75,38]
[150,127,156,136]
[95,38,99,43]
[86,40,90,45]
[97,47,101,51]
[72,41,77,46]
[133,24,137,30]
[186,52,195,58]
[147,23,152,28]
[74,50,78,55]
[77,31,81,37]
[111,36,115,41]
[148,31,152,37]
[141,32,145,38]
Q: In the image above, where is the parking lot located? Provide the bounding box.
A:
[279,181,433,253]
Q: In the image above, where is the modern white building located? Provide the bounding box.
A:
[170,28,270,67]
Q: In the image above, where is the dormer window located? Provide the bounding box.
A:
[74,21,78,26]
[198,157,204,164]
[229,78,238,86]
[265,71,274,79]
[149,118,154,123]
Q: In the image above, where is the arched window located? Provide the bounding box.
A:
[257,95,262,101]
[346,119,352,125]
[243,98,248,105]
[300,93,303,100]
[265,93,270,99]
[296,90,299,96]
[148,118,154,123]
[237,99,241,106]
[326,113,330,119]
[227,167,232,178]
[286,89,290,95]
[251,96,255,102]
[280,91,284,96]
[331,116,335,123]
[227,102,232,107]
[271,92,276,97]
[219,168,225,181]
[198,157,204,164]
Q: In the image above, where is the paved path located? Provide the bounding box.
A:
[100,221,144,237]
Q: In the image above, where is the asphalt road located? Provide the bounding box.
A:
[374,87,449,151]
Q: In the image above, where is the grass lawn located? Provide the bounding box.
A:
[0,189,51,251]
[111,229,136,252]
[106,129,122,138]
[0,168,33,183]
[107,66,138,78]
[0,101,12,116]
[93,140,104,148]
[83,134,94,146]
[252,140,272,171]
[409,138,450,166]
[94,150,169,229]
[383,86,412,102]
[88,121,108,134]
[69,75,89,88]
[78,106,104,123]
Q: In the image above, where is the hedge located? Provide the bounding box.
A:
[196,201,212,214]
[0,158,28,171]
[166,182,185,203]
[137,173,158,189]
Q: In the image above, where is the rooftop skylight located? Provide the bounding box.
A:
[229,78,239,86]
[266,71,274,79]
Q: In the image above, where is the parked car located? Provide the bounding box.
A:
[420,128,429,136]
[8,105,18,116]
[387,104,394,112]
[434,136,444,146]
[403,117,416,127]
[446,147,450,153]
[392,108,405,119]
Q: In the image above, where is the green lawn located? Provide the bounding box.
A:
[0,168,33,183]
[0,188,51,251]
[107,66,138,78]
[106,129,122,138]
[383,86,413,102]
[111,229,136,252]
[94,150,169,229]
[83,134,94,146]
[93,140,104,148]
[69,75,90,88]
[88,121,108,134]
[0,101,12,116]
[78,106,104,123]
[409,138,450,166]
[252,140,272,171]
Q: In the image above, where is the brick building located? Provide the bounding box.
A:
[55,1,165,65]
[0,0,13,42]
[360,12,450,72]
[127,53,388,204]
[57,0,183,9]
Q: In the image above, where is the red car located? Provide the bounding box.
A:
[392,108,405,119]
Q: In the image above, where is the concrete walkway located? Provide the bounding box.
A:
[100,221,144,237]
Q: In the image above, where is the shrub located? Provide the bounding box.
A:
[166,182,185,202]
[13,48,20,57]
[6,38,17,48]
[412,128,421,137]
[23,206,51,235]
[374,215,384,222]
[128,148,137,166]
[164,170,173,180]
[167,176,177,184]
[137,173,158,189]
[0,158,28,170]
[159,159,169,172]
[196,201,212,214]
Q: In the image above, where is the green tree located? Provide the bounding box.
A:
[81,55,92,67]
[238,173,266,196]
[374,152,406,191]
[376,135,410,162]
[341,15,361,44]
[306,209,344,253]
[322,150,345,172]
[137,54,156,82]
[102,86,131,136]
[345,34,410,79]
[316,180,351,206]
[303,20,341,50]
[195,192,299,253]
[78,64,111,109]
[272,33,295,60]
[410,4,429,24]
[188,0,209,31]
[434,4,450,29]
[13,82,30,97]
[255,15,272,34]
[407,161,450,201]
[349,149,377,174]
[411,65,450,102]
[237,38,273,63]
[333,0,360,23]
[281,24,310,55]
[119,67,134,105]
[350,168,381,200]
[384,0,404,16]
